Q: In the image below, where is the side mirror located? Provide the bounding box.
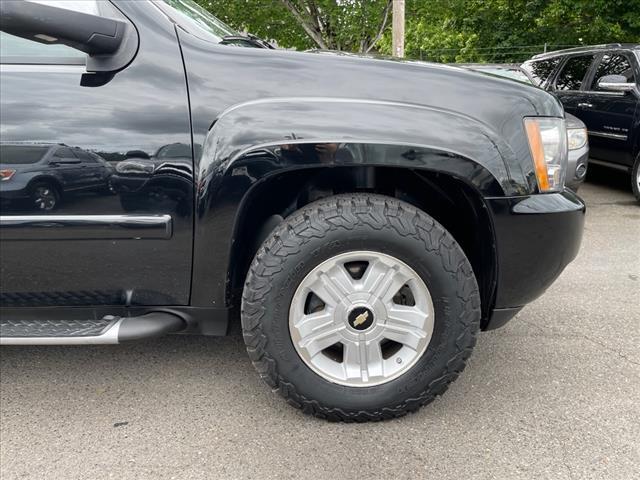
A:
[0,1,137,72]
[597,74,636,92]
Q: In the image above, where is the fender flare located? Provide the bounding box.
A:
[190,97,513,307]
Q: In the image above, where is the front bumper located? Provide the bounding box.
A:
[484,189,585,329]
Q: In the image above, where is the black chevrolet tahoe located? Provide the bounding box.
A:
[0,0,585,421]
[522,44,640,201]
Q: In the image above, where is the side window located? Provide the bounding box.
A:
[554,55,596,91]
[74,150,97,162]
[590,54,636,90]
[0,1,99,61]
[53,147,77,158]
[522,57,562,87]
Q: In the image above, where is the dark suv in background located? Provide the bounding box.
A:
[523,44,640,201]
[0,143,114,211]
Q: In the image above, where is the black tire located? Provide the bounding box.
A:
[241,193,480,422]
[30,182,60,211]
[632,155,640,203]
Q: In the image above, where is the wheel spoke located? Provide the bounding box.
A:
[384,306,429,350]
[361,259,411,302]
[307,264,356,306]
[343,338,384,382]
[296,312,344,358]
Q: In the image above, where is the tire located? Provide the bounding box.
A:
[632,155,640,203]
[241,193,481,421]
[30,182,60,211]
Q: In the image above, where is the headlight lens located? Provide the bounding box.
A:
[567,127,587,150]
[524,117,567,192]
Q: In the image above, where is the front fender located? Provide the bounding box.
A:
[197,97,528,200]
[191,98,518,307]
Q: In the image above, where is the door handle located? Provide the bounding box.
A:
[578,103,593,108]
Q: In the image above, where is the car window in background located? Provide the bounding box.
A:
[155,143,192,159]
[0,1,98,59]
[522,57,561,86]
[74,150,97,162]
[554,55,595,91]
[591,54,636,89]
[0,145,49,164]
[53,147,76,158]
[156,0,237,42]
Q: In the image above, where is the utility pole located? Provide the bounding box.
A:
[392,0,405,58]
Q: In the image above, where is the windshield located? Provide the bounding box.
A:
[157,0,237,42]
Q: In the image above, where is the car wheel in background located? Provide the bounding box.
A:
[241,193,481,421]
[30,182,60,211]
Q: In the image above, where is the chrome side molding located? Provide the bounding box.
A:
[0,214,172,240]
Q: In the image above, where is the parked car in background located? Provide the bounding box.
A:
[522,44,640,201]
[0,0,585,421]
[0,143,113,211]
[111,142,198,214]
[462,63,589,191]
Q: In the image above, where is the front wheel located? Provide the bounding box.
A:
[241,194,480,421]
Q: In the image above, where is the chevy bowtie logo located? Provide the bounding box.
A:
[353,311,369,327]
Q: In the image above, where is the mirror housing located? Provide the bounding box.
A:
[0,1,137,72]
[597,74,636,93]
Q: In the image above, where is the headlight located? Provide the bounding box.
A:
[567,127,587,150]
[524,117,567,192]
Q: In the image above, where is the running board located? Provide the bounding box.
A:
[0,312,185,345]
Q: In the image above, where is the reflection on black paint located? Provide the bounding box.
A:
[0,3,194,306]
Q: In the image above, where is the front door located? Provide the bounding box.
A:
[551,54,597,120]
[0,1,194,307]
[581,52,639,166]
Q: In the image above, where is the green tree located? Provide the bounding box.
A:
[378,0,640,63]
[197,0,392,52]
[198,0,640,62]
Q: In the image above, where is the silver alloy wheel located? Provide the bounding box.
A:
[289,251,435,387]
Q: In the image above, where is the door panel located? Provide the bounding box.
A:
[0,2,194,306]
[581,53,638,166]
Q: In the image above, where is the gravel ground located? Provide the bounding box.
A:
[1,167,639,480]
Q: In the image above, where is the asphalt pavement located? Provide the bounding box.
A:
[1,166,639,480]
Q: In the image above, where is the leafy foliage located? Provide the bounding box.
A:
[196,0,640,62]
[195,0,392,52]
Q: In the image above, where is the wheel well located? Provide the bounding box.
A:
[29,176,62,194]
[229,166,497,325]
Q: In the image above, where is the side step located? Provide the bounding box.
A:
[0,312,185,345]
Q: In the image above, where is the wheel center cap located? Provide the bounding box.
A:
[348,306,374,331]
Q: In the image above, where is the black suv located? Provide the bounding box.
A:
[0,0,585,421]
[522,44,640,200]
